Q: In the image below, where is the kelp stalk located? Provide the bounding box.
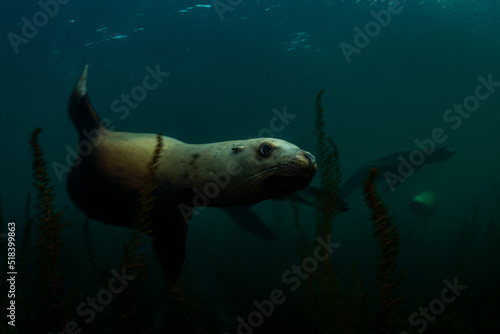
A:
[363,167,405,333]
[30,128,73,332]
[114,134,163,333]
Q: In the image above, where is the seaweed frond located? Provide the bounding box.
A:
[114,134,164,333]
[134,133,164,233]
[290,90,350,332]
[314,89,343,239]
[313,90,347,329]
[161,278,215,334]
[363,167,405,333]
[30,128,73,332]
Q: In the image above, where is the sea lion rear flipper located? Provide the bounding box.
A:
[294,186,351,212]
[151,209,190,284]
[68,65,107,135]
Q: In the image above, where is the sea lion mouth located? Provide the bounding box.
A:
[263,173,314,192]
[229,166,280,192]
[274,154,317,178]
[230,151,317,196]
[264,157,316,190]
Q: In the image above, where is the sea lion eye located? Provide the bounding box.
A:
[259,143,274,157]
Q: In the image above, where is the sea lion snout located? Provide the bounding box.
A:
[282,150,316,181]
[292,151,317,175]
[302,151,316,168]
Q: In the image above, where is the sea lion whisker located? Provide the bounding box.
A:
[233,167,278,191]
[230,167,279,192]
[241,173,267,191]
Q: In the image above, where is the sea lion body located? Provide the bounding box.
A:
[68,130,315,226]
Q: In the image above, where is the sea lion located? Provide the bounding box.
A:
[339,146,455,200]
[67,65,317,282]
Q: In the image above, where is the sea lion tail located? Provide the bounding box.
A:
[68,65,107,136]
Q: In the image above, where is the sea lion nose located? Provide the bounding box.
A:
[302,151,316,167]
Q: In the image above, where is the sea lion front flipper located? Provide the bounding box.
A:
[151,208,190,284]
[275,186,351,212]
[221,206,276,240]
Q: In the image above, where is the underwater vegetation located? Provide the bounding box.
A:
[263,91,404,334]
[112,134,164,333]
[1,93,500,334]
[363,167,405,333]
[31,128,76,333]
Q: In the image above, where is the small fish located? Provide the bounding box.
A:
[111,34,128,39]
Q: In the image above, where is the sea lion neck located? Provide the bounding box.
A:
[170,141,248,193]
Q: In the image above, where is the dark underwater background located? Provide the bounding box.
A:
[1,0,500,333]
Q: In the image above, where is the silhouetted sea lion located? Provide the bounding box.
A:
[66,65,317,282]
[340,146,455,200]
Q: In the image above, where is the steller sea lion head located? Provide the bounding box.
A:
[205,137,317,206]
